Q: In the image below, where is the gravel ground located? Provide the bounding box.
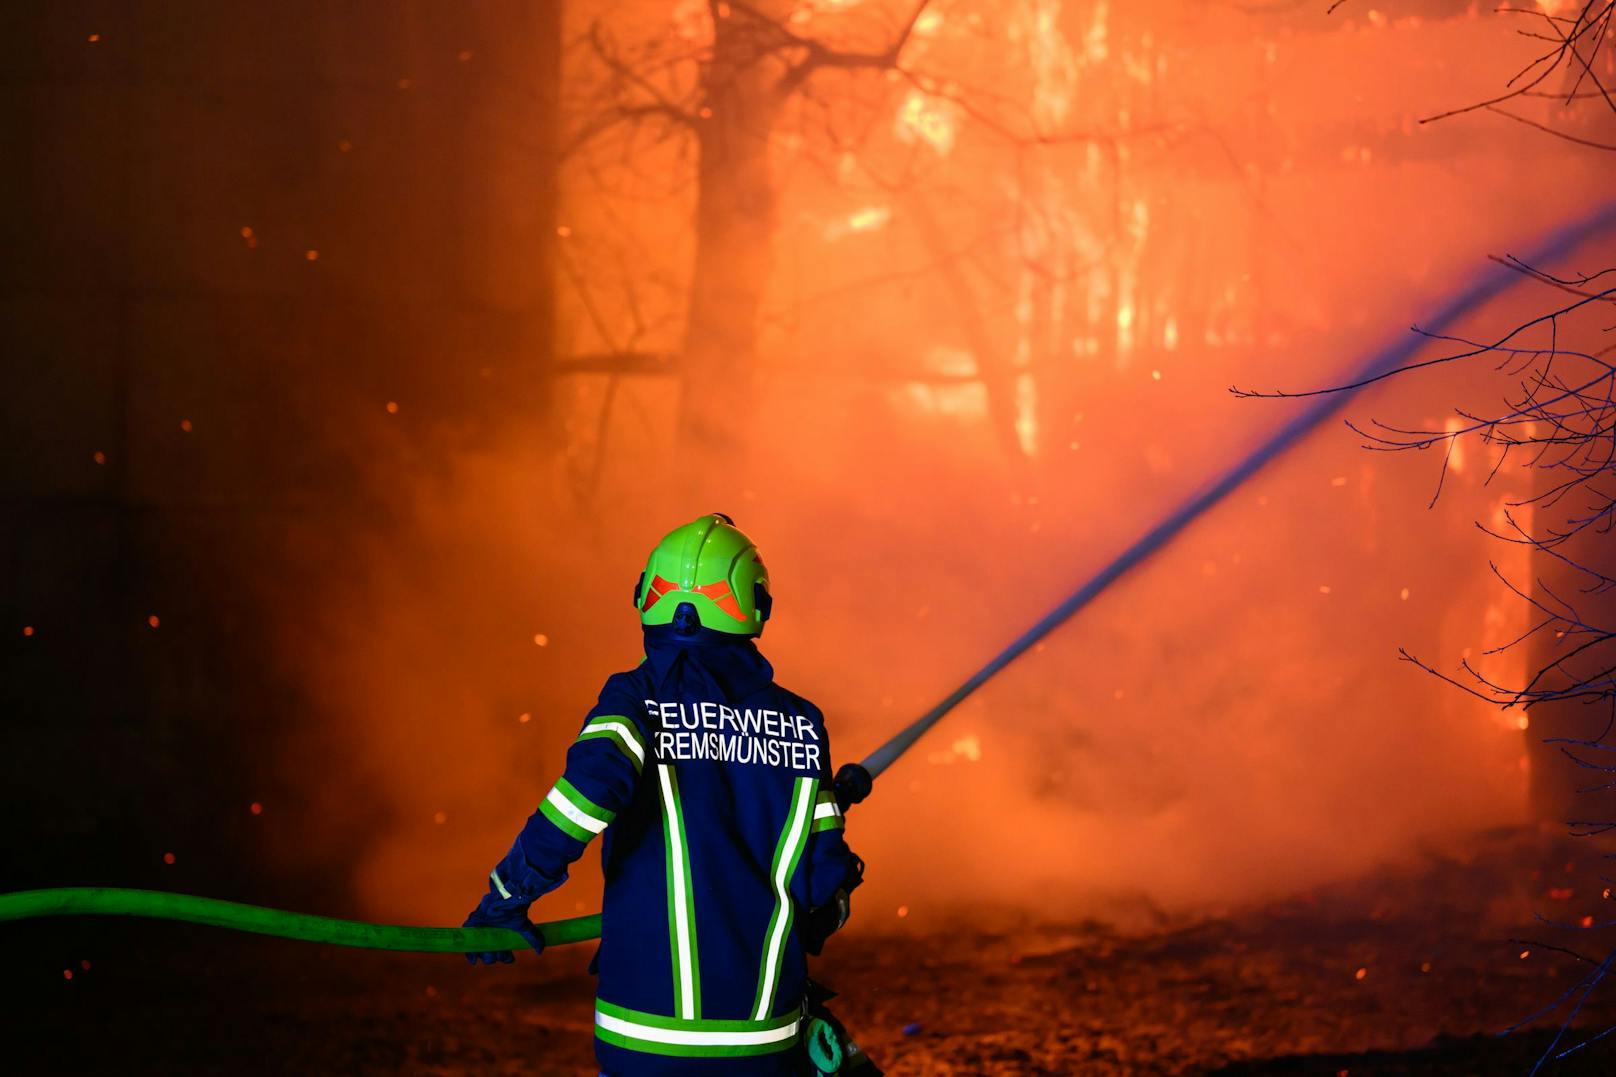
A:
[10,828,1616,1075]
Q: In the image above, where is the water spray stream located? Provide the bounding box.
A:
[3,202,1614,953]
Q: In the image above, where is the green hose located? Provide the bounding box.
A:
[0,887,600,952]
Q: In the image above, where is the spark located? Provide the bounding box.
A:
[894,89,956,155]
[93,451,106,465]
[456,50,472,61]
[1331,476,1348,487]
[305,249,320,262]
[22,626,34,637]
[1420,961,1432,973]
[250,802,263,815]
[433,811,447,824]
[1319,585,1332,595]
[63,969,73,980]
[1399,587,1410,601]
[1520,949,1531,959]
[385,401,399,414]
[556,225,572,238]
[533,633,549,647]
[87,34,99,43]
[826,205,891,240]
[338,139,352,153]
[518,712,532,723]
[896,905,909,918]
[147,615,160,629]
[179,419,192,433]
[162,852,176,865]
[1354,966,1367,980]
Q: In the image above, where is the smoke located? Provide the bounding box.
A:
[255,4,1614,934]
[267,311,1538,932]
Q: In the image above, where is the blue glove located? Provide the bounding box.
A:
[462,889,545,966]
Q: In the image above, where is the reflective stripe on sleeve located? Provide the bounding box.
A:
[811,789,844,832]
[577,716,646,772]
[538,777,614,843]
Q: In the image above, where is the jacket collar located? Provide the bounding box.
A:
[642,624,775,700]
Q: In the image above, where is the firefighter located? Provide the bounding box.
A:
[464,513,865,1076]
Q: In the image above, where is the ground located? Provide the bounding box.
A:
[9,828,1616,1075]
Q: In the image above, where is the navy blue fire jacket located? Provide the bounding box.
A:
[484,625,862,1075]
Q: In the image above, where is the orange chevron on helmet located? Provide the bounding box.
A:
[635,514,770,635]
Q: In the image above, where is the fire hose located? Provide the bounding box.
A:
[3,200,1615,954]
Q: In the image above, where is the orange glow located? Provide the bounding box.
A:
[266,1,1614,935]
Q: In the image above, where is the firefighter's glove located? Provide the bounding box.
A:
[802,888,852,956]
[462,887,545,966]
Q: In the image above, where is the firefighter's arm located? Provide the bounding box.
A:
[801,728,864,955]
[464,685,648,963]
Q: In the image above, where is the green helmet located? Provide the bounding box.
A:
[635,513,772,636]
